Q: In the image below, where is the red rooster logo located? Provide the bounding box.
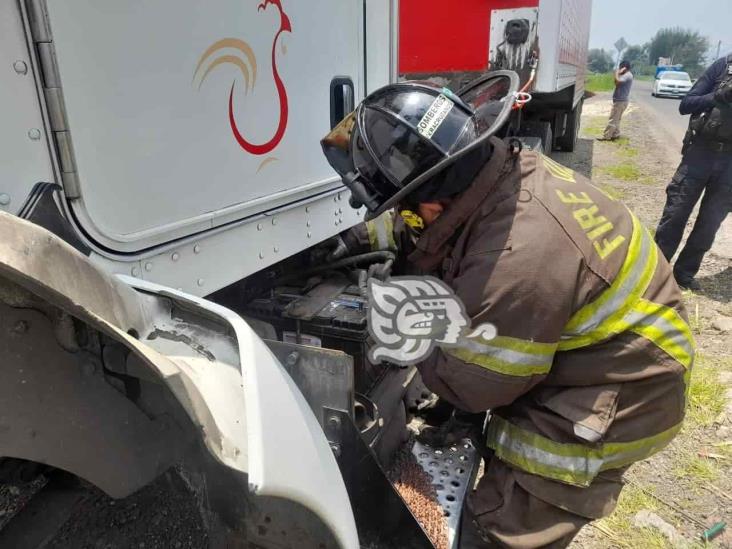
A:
[194,0,292,159]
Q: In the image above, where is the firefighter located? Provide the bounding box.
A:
[321,74,693,549]
[654,55,732,291]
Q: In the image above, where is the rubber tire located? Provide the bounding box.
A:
[540,121,553,154]
[556,101,581,152]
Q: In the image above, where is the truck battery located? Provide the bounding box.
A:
[243,276,414,468]
[243,278,387,396]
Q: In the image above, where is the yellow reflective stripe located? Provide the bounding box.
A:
[560,215,657,350]
[385,214,397,251]
[445,336,557,377]
[366,219,379,251]
[628,299,695,369]
[542,154,576,183]
[366,214,396,252]
[486,415,682,487]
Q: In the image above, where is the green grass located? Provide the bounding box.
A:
[687,355,727,427]
[582,115,607,138]
[593,484,672,548]
[672,454,719,482]
[601,163,642,181]
[586,73,616,93]
[618,146,639,159]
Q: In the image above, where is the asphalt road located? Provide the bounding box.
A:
[631,79,689,154]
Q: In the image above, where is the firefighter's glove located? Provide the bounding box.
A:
[417,409,487,450]
[714,81,732,105]
[313,234,359,263]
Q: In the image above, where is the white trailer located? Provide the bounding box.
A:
[1,1,459,548]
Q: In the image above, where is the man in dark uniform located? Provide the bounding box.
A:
[654,55,732,290]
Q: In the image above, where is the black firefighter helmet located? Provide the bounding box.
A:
[321,71,519,219]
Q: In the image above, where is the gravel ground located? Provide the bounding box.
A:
[46,471,208,549]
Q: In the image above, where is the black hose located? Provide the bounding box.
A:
[275,251,396,286]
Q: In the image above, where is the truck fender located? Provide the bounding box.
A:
[0,212,358,549]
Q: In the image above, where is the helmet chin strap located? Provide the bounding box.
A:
[343,171,380,211]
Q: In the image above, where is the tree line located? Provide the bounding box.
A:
[588,28,709,77]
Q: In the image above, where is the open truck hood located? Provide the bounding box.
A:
[0,210,358,548]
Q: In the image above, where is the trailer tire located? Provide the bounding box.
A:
[556,101,582,152]
[540,122,553,153]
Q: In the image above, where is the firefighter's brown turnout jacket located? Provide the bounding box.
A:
[363,138,694,518]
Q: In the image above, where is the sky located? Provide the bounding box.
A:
[590,0,732,63]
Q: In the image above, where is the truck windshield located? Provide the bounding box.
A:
[661,72,691,81]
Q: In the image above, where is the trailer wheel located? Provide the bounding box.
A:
[556,101,582,152]
[540,122,553,153]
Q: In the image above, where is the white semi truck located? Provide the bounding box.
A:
[1,1,450,547]
[0,1,591,548]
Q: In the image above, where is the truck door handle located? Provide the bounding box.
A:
[330,77,355,129]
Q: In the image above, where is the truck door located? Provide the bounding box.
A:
[33,0,364,253]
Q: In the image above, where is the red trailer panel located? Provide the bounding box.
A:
[399,0,539,74]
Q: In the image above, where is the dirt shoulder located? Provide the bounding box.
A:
[559,93,732,549]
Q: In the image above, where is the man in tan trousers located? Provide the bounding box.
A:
[600,60,634,141]
[322,76,691,548]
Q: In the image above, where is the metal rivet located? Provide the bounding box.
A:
[13,60,28,75]
[307,232,312,238]
[273,246,279,253]
[193,244,201,254]
[306,221,311,227]
[335,220,339,226]
[259,252,265,259]
[271,218,277,226]
[197,279,204,287]
[286,352,299,366]
[334,210,339,216]
[338,208,343,214]
[338,193,342,200]
[144,262,153,272]
[305,206,311,213]
[171,252,180,262]
[333,196,338,203]
[0,194,10,206]
[329,443,341,458]
[28,128,41,141]
[328,416,341,428]
[131,267,140,277]
[257,223,263,231]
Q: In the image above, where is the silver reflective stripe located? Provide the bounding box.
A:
[564,225,652,337]
[491,425,604,476]
[625,309,695,359]
[374,217,390,250]
[455,338,551,367]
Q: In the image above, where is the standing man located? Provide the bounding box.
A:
[655,55,732,291]
[322,76,692,548]
[599,61,634,141]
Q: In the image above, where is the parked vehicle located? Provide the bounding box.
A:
[652,71,693,98]
[399,0,593,152]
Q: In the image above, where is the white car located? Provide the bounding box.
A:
[652,71,693,98]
